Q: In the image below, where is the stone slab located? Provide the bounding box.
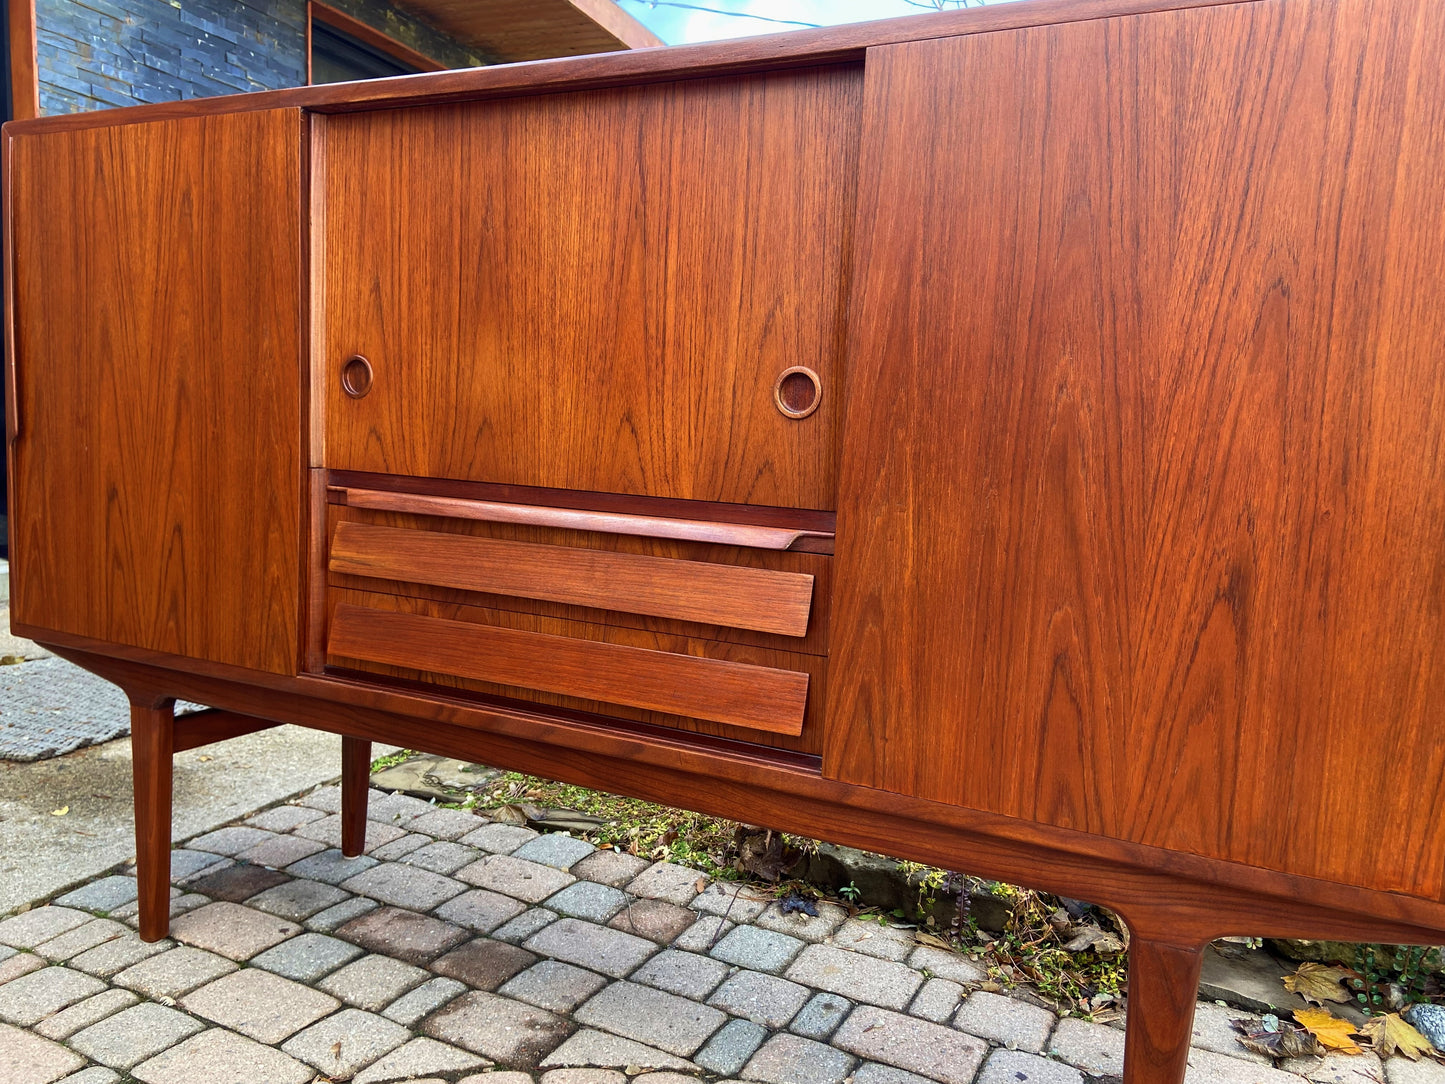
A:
[180,967,339,1043]
[833,1004,990,1084]
[423,990,574,1069]
[573,981,727,1057]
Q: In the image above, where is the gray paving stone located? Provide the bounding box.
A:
[459,854,577,903]
[32,988,138,1040]
[245,804,328,832]
[283,1006,412,1078]
[170,901,301,961]
[182,863,291,903]
[423,990,574,1069]
[382,976,468,1026]
[1192,1001,1270,1063]
[56,1068,121,1084]
[525,917,659,978]
[695,1018,768,1076]
[710,925,805,974]
[435,888,528,934]
[494,907,560,944]
[0,965,106,1026]
[741,1033,855,1084]
[546,881,630,923]
[354,1036,490,1083]
[69,1002,205,1069]
[467,1075,535,1084]
[978,1049,1084,1084]
[0,946,12,963]
[786,944,922,1009]
[791,991,852,1040]
[753,900,848,944]
[300,784,344,811]
[0,951,44,987]
[405,808,490,841]
[910,976,965,1023]
[368,791,438,824]
[306,895,379,932]
[631,949,731,1000]
[251,930,364,982]
[114,893,206,927]
[181,967,340,1043]
[432,937,537,990]
[235,834,327,869]
[572,850,651,887]
[634,1074,703,1084]
[336,905,469,964]
[0,1020,85,1082]
[246,878,350,921]
[1048,1016,1124,1077]
[626,862,708,906]
[54,877,140,915]
[542,1071,627,1084]
[690,882,770,923]
[709,969,811,1028]
[114,946,238,999]
[610,899,698,944]
[541,1028,700,1073]
[954,989,1058,1052]
[370,833,432,861]
[514,833,597,870]
[853,1062,937,1084]
[341,862,467,911]
[672,915,733,954]
[68,935,172,979]
[404,841,482,875]
[165,849,229,883]
[500,960,609,1014]
[829,919,916,961]
[834,1004,990,1084]
[34,919,127,962]
[320,953,431,1011]
[460,822,540,854]
[132,1026,314,1084]
[285,847,379,885]
[575,980,727,1057]
[1184,1047,1305,1084]
[0,907,92,949]
[910,945,989,985]
[1282,1051,1385,1084]
[297,813,409,852]
[187,826,278,856]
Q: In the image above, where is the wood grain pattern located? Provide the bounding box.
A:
[1122,939,1206,1084]
[128,695,175,943]
[8,111,304,675]
[333,488,834,551]
[393,0,661,61]
[330,521,815,637]
[321,66,859,510]
[341,735,370,856]
[172,710,280,752]
[7,0,37,121]
[328,601,810,735]
[828,0,1445,897]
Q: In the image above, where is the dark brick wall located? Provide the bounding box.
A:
[36,0,485,114]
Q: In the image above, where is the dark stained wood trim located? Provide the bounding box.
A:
[7,0,37,121]
[2,0,1264,134]
[27,623,1445,945]
[308,0,449,77]
[565,0,664,50]
[172,709,280,752]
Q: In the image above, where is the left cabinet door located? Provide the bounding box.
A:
[8,109,305,675]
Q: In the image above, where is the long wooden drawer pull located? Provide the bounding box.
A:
[331,487,834,551]
[328,604,810,736]
[330,522,814,637]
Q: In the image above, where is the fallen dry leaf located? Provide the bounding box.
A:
[915,931,952,950]
[1361,1014,1434,1061]
[1232,1018,1323,1059]
[1296,1008,1364,1055]
[50,806,68,817]
[1284,962,1353,1006]
[1064,926,1126,955]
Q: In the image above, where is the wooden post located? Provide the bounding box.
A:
[129,695,175,943]
[8,0,37,120]
[340,735,370,857]
[1123,933,1207,1084]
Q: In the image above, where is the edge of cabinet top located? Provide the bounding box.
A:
[2,0,1259,134]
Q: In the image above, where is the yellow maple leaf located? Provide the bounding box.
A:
[1284,962,1352,1005]
[1361,1014,1434,1061]
[1296,1008,1364,1055]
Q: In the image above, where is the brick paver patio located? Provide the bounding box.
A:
[0,784,1437,1084]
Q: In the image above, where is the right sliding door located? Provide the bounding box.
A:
[827,0,1445,898]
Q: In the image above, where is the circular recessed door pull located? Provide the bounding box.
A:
[341,355,373,399]
[774,366,822,419]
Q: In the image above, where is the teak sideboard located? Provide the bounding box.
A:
[7,0,1445,1078]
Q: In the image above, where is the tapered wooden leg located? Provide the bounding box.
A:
[1123,933,1206,1084]
[341,736,371,857]
[130,697,176,943]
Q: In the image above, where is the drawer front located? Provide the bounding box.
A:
[318,65,861,510]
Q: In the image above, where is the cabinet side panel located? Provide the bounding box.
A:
[828,0,1445,898]
[10,110,304,676]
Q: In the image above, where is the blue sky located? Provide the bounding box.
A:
[615,0,1021,44]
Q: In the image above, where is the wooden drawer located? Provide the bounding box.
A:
[318,479,832,753]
